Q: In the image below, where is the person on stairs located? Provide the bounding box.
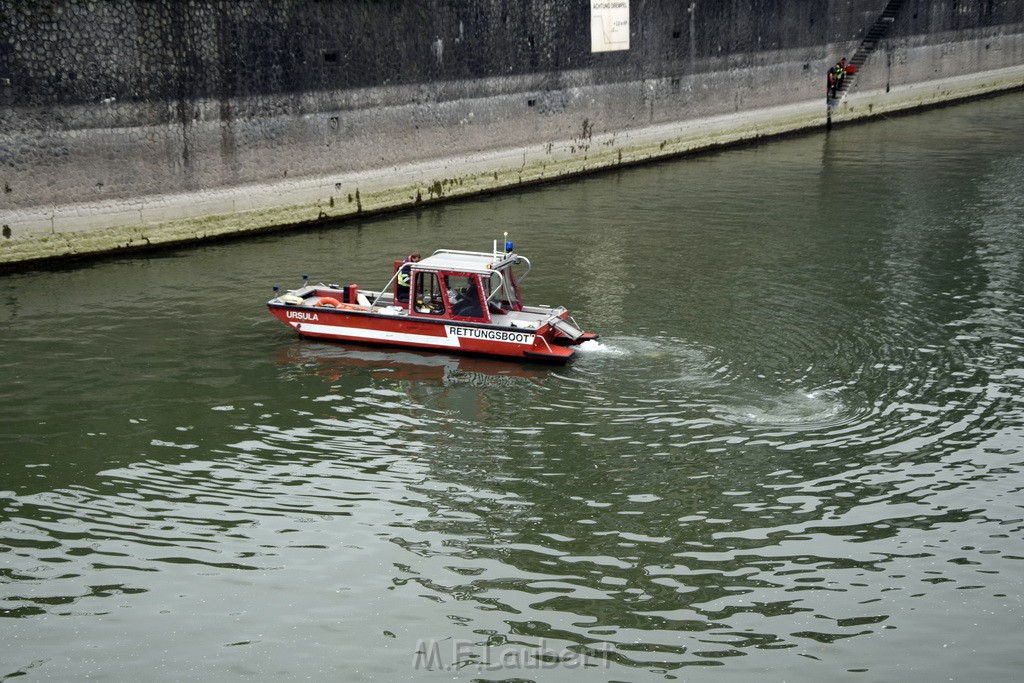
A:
[828,58,848,99]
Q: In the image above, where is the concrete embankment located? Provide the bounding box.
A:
[1,1,1022,266]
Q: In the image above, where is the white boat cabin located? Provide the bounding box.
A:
[386,249,528,324]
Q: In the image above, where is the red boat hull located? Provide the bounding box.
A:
[268,304,576,362]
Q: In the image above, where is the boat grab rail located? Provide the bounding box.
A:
[370,269,403,308]
[536,334,555,355]
[427,250,530,279]
[433,248,520,267]
[515,256,531,283]
[431,249,492,257]
[485,270,506,305]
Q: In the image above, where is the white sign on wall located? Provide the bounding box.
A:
[591,0,630,52]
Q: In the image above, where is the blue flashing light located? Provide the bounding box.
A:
[505,241,514,253]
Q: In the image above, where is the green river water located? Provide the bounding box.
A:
[2,91,1023,682]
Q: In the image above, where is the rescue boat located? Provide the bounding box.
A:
[267,237,597,363]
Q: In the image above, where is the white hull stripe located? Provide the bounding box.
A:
[291,321,537,348]
[292,322,462,348]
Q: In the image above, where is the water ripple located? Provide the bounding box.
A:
[3,92,1024,681]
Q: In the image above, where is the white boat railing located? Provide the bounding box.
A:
[370,269,404,309]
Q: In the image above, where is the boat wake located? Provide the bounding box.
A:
[574,339,627,356]
[569,336,871,435]
[711,386,860,431]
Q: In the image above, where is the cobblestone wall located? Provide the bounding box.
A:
[1,0,1022,262]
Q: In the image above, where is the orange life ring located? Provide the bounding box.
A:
[316,297,342,308]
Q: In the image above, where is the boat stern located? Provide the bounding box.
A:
[542,308,598,346]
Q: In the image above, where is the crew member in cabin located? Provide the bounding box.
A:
[453,280,484,318]
[395,251,421,303]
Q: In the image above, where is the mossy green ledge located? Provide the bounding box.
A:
[3,68,1022,268]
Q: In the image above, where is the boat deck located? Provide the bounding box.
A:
[282,285,561,330]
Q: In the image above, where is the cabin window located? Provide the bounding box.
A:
[448,275,487,320]
[413,272,447,315]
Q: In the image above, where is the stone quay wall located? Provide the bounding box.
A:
[1,0,1022,265]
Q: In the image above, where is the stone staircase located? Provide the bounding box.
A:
[833,0,907,101]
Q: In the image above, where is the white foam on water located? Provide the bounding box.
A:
[715,387,853,430]
[575,339,626,356]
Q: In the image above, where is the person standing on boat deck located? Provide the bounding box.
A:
[396,251,421,303]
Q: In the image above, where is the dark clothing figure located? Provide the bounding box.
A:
[453,283,483,318]
[835,58,847,91]
[828,58,847,99]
